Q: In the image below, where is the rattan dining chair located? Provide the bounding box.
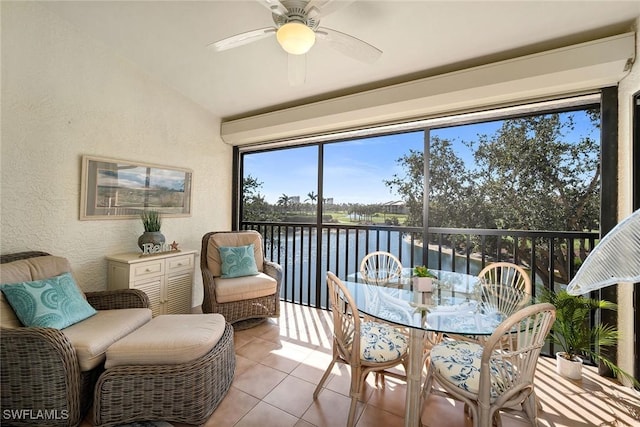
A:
[423,303,556,427]
[478,282,528,319]
[442,283,527,347]
[359,251,403,285]
[359,251,407,386]
[313,272,408,427]
[478,262,532,296]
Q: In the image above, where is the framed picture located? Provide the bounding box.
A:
[80,155,192,220]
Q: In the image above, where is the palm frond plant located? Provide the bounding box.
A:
[140,210,162,232]
[539,288,638,386]
[413,265,437,292]
[413,265,437,278]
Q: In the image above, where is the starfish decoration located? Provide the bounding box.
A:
[170,241,179,251]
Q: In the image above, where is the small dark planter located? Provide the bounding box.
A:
[138,231,166,251]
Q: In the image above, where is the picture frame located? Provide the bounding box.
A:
[80,155,192,220]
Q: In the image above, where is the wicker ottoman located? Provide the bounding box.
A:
[93,314,235,427]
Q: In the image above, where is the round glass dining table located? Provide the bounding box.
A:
[341,269,506,427]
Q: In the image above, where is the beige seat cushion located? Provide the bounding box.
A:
[62,308,152,371]
[0,256,76,328]
[214,273,277,303]
[105,313,226,368]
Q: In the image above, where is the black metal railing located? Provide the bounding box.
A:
[242,221,598,309]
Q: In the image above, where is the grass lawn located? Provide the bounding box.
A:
[326,210,407,225]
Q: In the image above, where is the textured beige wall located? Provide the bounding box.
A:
[1,4,638,377]
[0,2,232,306]
[616,18,639,387]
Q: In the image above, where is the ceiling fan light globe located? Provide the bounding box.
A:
[277,22,315,55]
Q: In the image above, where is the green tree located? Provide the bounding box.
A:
[305,191,318,213]
[277,194,291,214]
[470,113,600,232]
[305,191,318,204]
[242,175,273,221]
[469,112,600,283]
[384,137,479,228]
[385,109,600,284]
[383,148,424,227]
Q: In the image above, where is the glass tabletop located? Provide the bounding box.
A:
[342,269,512,335]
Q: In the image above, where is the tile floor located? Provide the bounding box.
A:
[90,301,640,426]
[192,302,640,427]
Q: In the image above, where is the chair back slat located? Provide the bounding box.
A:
[479,282,527,318]
[480,303,556,405]
[478,262,532,295]
[359,251,402,285]
[327,271,360,362]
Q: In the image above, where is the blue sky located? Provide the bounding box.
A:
[243,110,598,205]
[243,132,424,204]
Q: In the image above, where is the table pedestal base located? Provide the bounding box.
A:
[404,328,425,427]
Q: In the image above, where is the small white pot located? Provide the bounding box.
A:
[412,277,433,292]
[556,352,583,380]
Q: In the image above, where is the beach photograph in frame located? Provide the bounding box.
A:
[80,155,192,220]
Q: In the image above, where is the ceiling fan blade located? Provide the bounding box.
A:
[257,0,288,16]
[288,54,306,86]
[315,27,382,64]
[305,0,354,19]
[209,27,277,52]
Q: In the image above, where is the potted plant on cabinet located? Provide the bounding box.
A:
[138,210,165,251]
[539,288,638,386]
[413,266,437,292]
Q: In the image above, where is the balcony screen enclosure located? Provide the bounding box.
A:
[233,91,618,361]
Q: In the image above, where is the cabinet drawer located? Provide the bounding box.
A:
[166,254,194,273]
[132,260,164,279]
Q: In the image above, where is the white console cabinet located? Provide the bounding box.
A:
[106,250,197,316]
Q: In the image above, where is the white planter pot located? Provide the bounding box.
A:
[412,277,433,292]
[556,352,583,380]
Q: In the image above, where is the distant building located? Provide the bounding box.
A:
[381,200,407,214]
[323,198,334,205]
[289,196,300,204]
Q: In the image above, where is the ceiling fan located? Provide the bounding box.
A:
[209,0,382,85]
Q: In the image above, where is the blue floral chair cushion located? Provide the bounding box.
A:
[430,340,513,400]
[360,321,408,362]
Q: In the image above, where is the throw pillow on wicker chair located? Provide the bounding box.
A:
[1,272,97,329]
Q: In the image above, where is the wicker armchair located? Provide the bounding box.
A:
[200,231,282,326]
[0,252,150,427]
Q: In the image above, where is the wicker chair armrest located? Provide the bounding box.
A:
[264,260,283,293]
[1,326,79,367]
[0,251,51,264]
[86,289,150,310]
[1,327,83,425]
[201,266,216,288]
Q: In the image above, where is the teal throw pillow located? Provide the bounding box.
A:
[0,272,97,329]
[219,244,259,278]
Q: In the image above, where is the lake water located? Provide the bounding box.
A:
[265,228,482,306]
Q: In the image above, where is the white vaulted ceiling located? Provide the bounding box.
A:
[43,1,640,123]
